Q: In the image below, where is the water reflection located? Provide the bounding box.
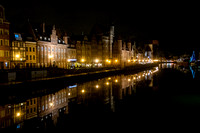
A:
[0,67,159,130]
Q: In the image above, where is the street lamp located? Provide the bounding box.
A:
[49,55,53,67]
[95,59,99,67]
[16,54,19,58]
[81,58,85,67]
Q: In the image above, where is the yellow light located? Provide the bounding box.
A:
[16,55,19,58]
[95,85,99,88]
[81,59,85,62]
[49,102,53,107]
[81,89,85,93]
[68,59,70,62]
[49,55,53,58]
[153,59,159,62]
[108,77,111,80]
[115,59,118,62]
[68,93,71,96]
[106,59,109,62]
[128,79,131,81]
[16,112,21,117]
[133,77,136,80]
[108,60,111,63]
[106,82,109,85]
[115,79,118,82]
[95,59,99,63]
[128,59,130,62]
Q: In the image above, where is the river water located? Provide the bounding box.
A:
[1,63,200,132]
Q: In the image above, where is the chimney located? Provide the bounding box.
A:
[43,22,45,33]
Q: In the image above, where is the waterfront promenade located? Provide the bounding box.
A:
[0,63,159,87]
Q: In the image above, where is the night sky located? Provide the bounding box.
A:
[1,0,199,55]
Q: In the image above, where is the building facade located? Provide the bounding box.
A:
[113,37,134,68]
[10,33,26,69]
[36,25,68,68]
[25,41,37,68]
[74,24,114,67]
[0,5,10,69]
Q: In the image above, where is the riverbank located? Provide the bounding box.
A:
[0,63,159,94]
[0,63,159,105]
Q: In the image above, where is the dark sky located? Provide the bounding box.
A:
[1,0,199,55]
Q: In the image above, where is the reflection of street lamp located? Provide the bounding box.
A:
[49,55,53,67]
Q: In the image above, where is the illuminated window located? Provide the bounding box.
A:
[0,50,4,57]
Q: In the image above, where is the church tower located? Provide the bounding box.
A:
[50,25,58,44]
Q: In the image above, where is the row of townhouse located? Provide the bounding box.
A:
[0,5,159,70]
[0,5,76,69]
